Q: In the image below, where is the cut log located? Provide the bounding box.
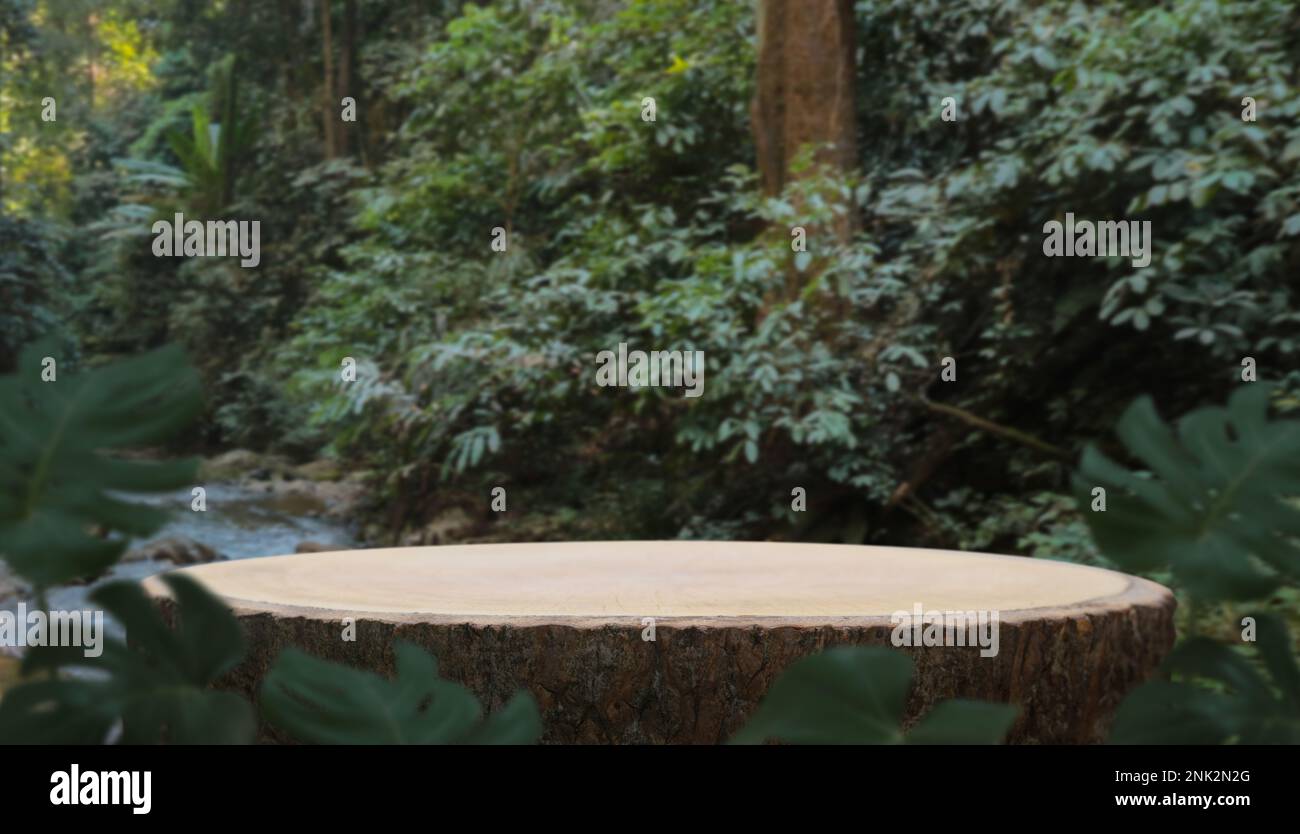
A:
[145,541,1175,744]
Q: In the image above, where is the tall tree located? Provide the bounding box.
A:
[338,0,358,158]
[320,0,338,159]
[751,0,858,246]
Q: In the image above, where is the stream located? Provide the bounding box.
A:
[1,481,358,646]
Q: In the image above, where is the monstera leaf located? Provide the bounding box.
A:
[0,342,202,588]
[731,646,1018,744]
[1110,613,1300,744]
[261,640,542,744]
[1076,385,1300,600]
[0,574,255,744]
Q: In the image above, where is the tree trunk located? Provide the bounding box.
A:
[751,0,858,301]
[752,0,858,196]
[319,0,337,159]
[279,0,301,131]
[86,12,98,111]
[150,541,1176,744]
[338,0,357,157]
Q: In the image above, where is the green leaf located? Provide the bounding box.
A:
[0,574,255,744]
[459,692,546,744]
[0,342,202,588]
[1109,680,1235,744]
[905,699,1020,744]
[1110,614,1300,744]
[730,647,1016,744]
[1075,385,1300,600]
[260,639,542,745]
[0,678,118,744]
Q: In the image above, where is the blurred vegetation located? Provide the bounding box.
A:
[1,0,1298,741]
[4,0,1298,548]
[0,341,200,591]
[0,349,543,744]
[1,355,1295,744]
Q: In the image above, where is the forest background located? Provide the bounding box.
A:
[3,0,1300,655]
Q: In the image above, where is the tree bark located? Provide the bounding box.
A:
[278,0,301,130]
[338,0,357,157]
[319,0,337,159]
[751,0,858,303]
[150,542,1176,744]
[752,0,858,197]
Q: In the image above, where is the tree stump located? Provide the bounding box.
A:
[147,541,1175,743]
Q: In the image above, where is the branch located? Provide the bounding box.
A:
[915,396,1072,461]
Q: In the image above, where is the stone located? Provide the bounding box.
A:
[124,536,224,566]
[295,459,342,482]
[199,449,263,481]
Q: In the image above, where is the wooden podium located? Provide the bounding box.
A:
[147,541,1175,743]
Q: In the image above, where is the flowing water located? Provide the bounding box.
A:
[1,482,358,646]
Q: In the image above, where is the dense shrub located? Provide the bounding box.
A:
[5,0,1298,547]
[273,0,1300,545]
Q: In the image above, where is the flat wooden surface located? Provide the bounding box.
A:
[146,541,1155,625]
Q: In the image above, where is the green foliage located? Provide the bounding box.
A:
[0,575,255,744]
[283,1,910,539]
[859,0,1300,360]
[4,0,1299,748]
[85,56,335,451]
[1111,613,1300,744]
[0,342,201,589]
[731,647,1017,745]
[927,488,1103,565]
[0,343,540,746]
[1071,387,1300,744]
[1077,385,1300,601]
[261,640,542,745]
[0,215,70,373]
[0,574,541,747]
[16,0,1295,544]
[99,55,256,227]
[270,0,1300,547]
[164,56,255,215]
[838,0,1300,553]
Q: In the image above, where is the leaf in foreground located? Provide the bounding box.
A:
[0,574,253,744]
[1075,385,1300,601]
[1110,613,1300,744]
[0,342,201,588]
[260,639,542,744]
[730,646,1018,744]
